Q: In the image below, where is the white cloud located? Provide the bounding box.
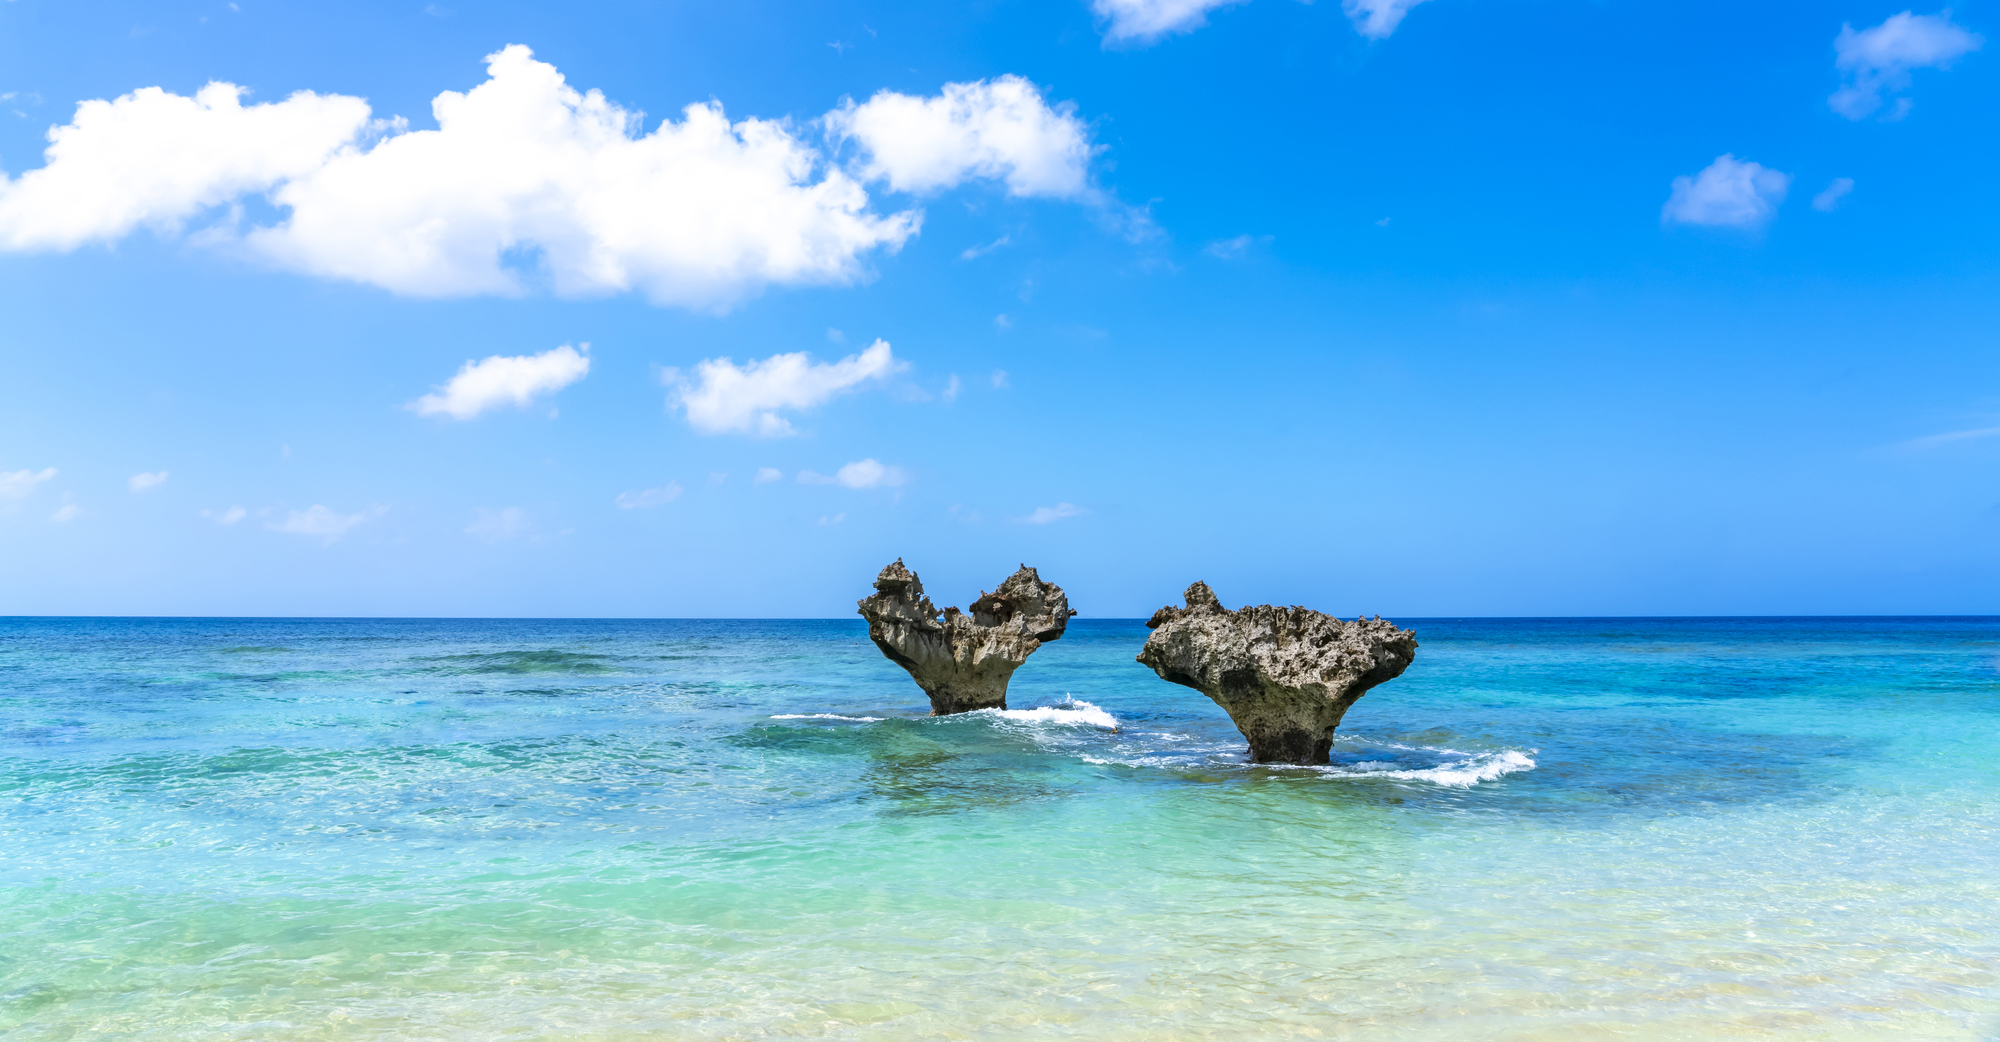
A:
[0,83,368,251]
[0,467,56,498]
[799,458,907,488]
[941,374,962,403]
[1090,0,1424,43]
[270,504,386,541]
[1205,233,1273,259]
[1813,177,1856,212]
[1019,502,1087,524]
[1343,0,1431,38]
[615,483,683,509]
[411,343,590,420]
[202,505,247,524]
[818,512,846,526]
[754,467,784,483]
[1662,154,1791,229]
[128,470,169,491]
[1900,425,2000,449]
[0,48,1106,308]
[248,47,918,306]
[670,338,903,436]
[828,75,1096,199]
[1830,11,1982,120]
[960,234,1010,260]
[50,501,82,523]
[466,506,531,542]
[990,368,1010,389]
[1092,0,1249,42]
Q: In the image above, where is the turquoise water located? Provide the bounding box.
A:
[2,617,1996,1040]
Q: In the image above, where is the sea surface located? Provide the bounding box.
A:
[1,616,1996,1040]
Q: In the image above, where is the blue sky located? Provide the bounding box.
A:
[1,0,1996,618]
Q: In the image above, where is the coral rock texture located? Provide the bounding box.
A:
[1136,582,1418,764]
[856,559,1077,714]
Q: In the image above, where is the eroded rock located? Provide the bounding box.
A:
[1136,582,1417,764]
[856,559,1077,714]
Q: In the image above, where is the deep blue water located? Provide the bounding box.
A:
[2,616,1996,1039]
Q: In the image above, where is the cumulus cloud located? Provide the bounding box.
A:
[0,83,368,251]
[828,76,1095,198]
[0,467,57,498]
[0,47,1104,308]
[270,504,386,542]
[1830,11,1982,120]
[1019,502,1087,524]
[669,338,903,436]
[1091,0,1249,42]
[799,458,907,488]
[411,343,590,420]
[1662,154,1791,229]
[1813,177,1856,212]
[128,470,169,491]
[466,506,531,542]
[615,483,683,509]
[754,467,784,483]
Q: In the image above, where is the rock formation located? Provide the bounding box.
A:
[856,559,1077,714]
[1136,582,1418,764]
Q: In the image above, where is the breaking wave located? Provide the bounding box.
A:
[769,713,885,722]
[976,697,1119,730]
[1309,748,1536,788]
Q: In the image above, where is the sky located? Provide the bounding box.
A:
[1,0,1996,618]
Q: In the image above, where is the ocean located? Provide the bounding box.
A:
[1,616,1995,1039]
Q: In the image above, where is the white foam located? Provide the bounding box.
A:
[1316,749,1536,788]
[768,713,884,722]
[976,697,1118,730]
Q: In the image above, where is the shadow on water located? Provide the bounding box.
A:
[733,715,1106,817]
[409,650,622,675]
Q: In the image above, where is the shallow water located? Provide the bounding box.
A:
[1,616,1996,1039]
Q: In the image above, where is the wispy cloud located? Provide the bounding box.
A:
[202,505,247,524]
[1203,233,1270,259]
[960,234,1011,260]
[1812,177,1856,212]
[668,339,903,436]
[754,467,784,484]
[799,458,907,489]
[270,504,386,542]
[411,344,589,420]
[615,483,684,509]
[466,506,532,542]
[128,470,168,491]
[1018,502,1087,524]
[1900,425,2000,450]
[0,467,56,498]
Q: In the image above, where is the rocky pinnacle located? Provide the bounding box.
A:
[856,559,1077,715]
[1135,582,1418,764]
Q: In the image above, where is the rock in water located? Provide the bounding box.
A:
[856,559,1077,715]
[1136,582,1418,764]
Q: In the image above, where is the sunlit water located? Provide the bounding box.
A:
[2,617,1996,1040]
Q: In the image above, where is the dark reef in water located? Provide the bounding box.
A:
[1136,582,1418,764]
[856,559,1076,715]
